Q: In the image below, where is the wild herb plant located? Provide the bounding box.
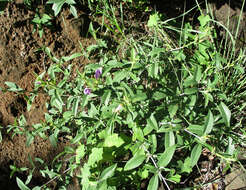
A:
[46,0,78,18]
[32,10,53,37]
[2,0,246,189]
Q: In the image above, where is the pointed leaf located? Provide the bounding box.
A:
[26,133,34,147]
[104,133,124,148]
[5,81,23,92]
[124,154,146,171]
[133,126,144,142]
[132,92,147,103]
[168,104,178,118]
[218,102,231,127]
[157,145,176,167]
[151,62,159,78]
[99,164,117,181]
[165,131,175,149]
[194,65,202,82]
[16,177,31,190]
[113,70,128,83]
[88,148,103,166]
[49,134,57,148]
[147,114,158,131]
[70,5,78,18]
[71,132,83,144]
[203,110,214,135]
[190,144,202,167]
[72,97,80,117]
[187,125,204,137]
[101,90,111,106]
[76,144,85,164]
[150,134,157,154]
[147,174,159,190]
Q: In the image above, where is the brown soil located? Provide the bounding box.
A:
[0,1,95,188]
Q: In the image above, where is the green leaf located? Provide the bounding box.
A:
[16,177,31,190]
[104,134,124,148]
[88,148,103,166]
[66,0,76,4]
[26,133,34,147]
[63,111,73,120]
[226,137,235,155]
[132,92,147,103]
[53,89,64,112]
[81,94,89,108]
[71,132,84,144]
[70,5,78,18]
[147,13,160,27]
[139,168,149,179]
[113,70,128,83]
[72,97,80,117]
[62,53,82,62]
[152,91,166,100]
[203,110,214,135]
[157,145,176,167]
[198,14,210,27]
[133,126,144,142]
[49,134,57,148]
[194,65,202,82]
[183,76,196,87]
[5,81,23,92]
[147,174,159,190]
[51,1,64,16]
[218,102,231,127]
[165,131,175,149]
[5,81,17,89]
[124,154,146,171]
[184,87,198,95]
[150,134,157,154]
[25,173,33,185]
[101,90,111,106]
[168,104,178,118]
[143,124,154,136]
[99,164,117,182]
[147,114,158,131]
[180,157,192,173]
[32,187,41,190]
[190,144,202,167]
[150,62,159,78]
[76,144,85,164]
[202,91,213,107]
[187,125,204,137]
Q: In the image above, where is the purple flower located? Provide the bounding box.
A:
[35,81,41,85]
[94,67,102,79]
[84,87,91,95]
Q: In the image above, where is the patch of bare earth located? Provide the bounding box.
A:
[0,1,95,188]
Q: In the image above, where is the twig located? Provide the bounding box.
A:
[40,167,71,188]
[143,144,171,190]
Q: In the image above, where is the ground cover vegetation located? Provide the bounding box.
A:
[0,0,246,189]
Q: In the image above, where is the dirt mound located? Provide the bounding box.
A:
[0,1,94,188]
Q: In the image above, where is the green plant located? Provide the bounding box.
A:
[46,0,78,18]
[32,10,53,37]
[2,1,246,189]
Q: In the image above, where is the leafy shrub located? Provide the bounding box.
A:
[1,0,246,189]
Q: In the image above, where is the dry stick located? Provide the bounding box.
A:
[184,128,202,141]
[41,167,71,188]
[143,145,171,190]
[40,155,76,188]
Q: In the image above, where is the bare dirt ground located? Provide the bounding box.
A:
[0,1,95,188]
